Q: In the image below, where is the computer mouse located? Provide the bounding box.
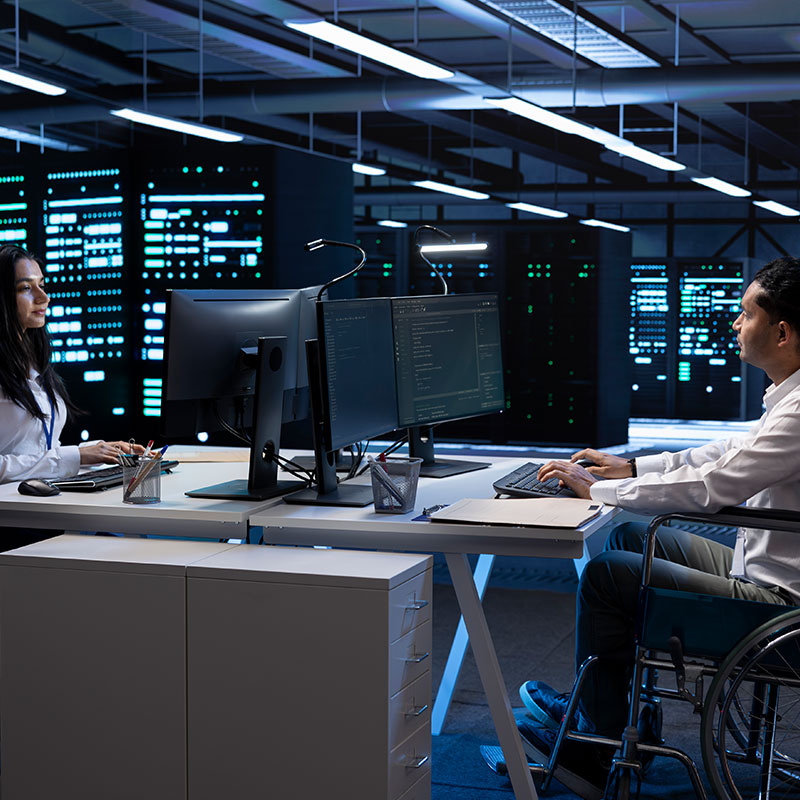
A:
[575,458,598,469]
[18,479,61,497]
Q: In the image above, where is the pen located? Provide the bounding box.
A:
[124,455,162,499]
[367,456,407,506]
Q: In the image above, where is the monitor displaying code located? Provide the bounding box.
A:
[392,293,504,428]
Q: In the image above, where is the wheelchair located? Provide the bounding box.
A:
[524,505,800,800]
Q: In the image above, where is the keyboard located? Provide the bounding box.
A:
[492,462,577,499]
[51,460,180,491]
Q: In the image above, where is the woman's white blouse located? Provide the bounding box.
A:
[0,370,80,483]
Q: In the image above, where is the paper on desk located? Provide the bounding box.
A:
[165,447,250,463]
[429,497,604,528]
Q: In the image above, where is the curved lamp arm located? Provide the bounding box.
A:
[413,225,453,295]
[304,238,367,302]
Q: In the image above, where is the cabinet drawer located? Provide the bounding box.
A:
[394,770,431,800]
[389,620,432,696]
[389,569,432,643]
[388,722,432,800]
[389,670,432,749]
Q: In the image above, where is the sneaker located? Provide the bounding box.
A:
[517,718,612,800]
[519,680,575,730]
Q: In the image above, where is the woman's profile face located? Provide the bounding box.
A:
[15,258,49,332]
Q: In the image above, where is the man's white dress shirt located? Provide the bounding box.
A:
[591,367,800,600]
[0,370,80,483]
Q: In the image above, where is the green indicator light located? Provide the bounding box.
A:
[182,167,189,173]
[526,414,532,420]
[548,360,553,366]
[527,272,534,278]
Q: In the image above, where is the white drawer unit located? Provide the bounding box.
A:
[186,544,433,800]
[0,535,235,800]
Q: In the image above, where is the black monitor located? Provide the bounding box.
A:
[285,292,505,506]
[392,293,505,477]
[162,287,321,500]
[285,297,398,507]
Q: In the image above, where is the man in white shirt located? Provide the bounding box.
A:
[513,256,800,800]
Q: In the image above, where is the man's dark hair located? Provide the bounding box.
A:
[753,256,800,334]
[0,243,77,421]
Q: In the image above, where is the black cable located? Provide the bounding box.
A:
[272,452,314,483]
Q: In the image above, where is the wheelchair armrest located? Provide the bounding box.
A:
[640,505,800,588]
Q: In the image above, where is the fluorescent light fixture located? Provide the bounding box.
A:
[486,96,604,140]
[419,243,488,253]
[411,180,490,200]
[352,163,386,176]
[110,108,243,143]
[604,141,685,172]
[691,176,752,198]
[486,97,685,171]
[0,126,83,151]
[753,199,800,217]
[377,219,408,228]
[0,68,66,96]
[579,218,631,233]
[506,201,568,219]
[285,19,454,80]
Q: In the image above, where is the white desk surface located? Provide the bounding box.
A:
[251,456,619,558]
[0,462,296,539]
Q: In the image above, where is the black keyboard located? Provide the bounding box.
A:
[51,460,180,491]
[493,462,576,499]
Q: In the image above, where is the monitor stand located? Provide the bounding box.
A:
[408,425,490,479]
[185,337,303,501]
[284,339,374,507]
[290,449,353,474]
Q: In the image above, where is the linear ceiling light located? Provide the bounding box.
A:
[477,0,658,68]
[506,201,568,219]
[352,163,386,176]
[285,19,454,80]
[411,180,490,200]
[579,218,631,233]
[0,126,83,151]
[486,96,685,172]
[110,109,243,143]
[419,243,488,253]
[753,199,800,217]
[0,67,66,96]
[691,176,752,198]
[377,219,408,228]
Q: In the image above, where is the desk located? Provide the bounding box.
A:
[0,461,293,540]
[250,457,619,800]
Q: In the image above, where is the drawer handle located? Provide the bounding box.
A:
[405,600,429,611]
[404,651,430,663]
[405,754,430,769]
[405,703,429,718]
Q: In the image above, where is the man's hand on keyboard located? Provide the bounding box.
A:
[570,448,632,479]
[537,460,598,500]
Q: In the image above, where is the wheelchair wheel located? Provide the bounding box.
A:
[701,609,800,800]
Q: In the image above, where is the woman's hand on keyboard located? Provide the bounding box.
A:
[79,440,145,465]
[570,449,632,479]
[537,460,598,499]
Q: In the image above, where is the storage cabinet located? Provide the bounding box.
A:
[0,536,432,800]
[186,545,433,800]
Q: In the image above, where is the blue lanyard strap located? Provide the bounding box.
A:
[42,392,55,450]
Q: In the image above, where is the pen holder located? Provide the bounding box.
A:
[370,457,422,514]
[122,458,161,504]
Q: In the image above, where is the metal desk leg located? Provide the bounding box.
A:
[432,553,495,736]
[445,552,538,800]
[572,538,592,580]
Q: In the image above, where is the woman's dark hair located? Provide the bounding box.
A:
[753,256,800,335]
[0,244,77,421]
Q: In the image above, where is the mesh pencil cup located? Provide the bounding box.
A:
[122,459,161,504]
[370,457,422,514]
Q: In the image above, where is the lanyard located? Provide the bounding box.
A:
[42,392,55,450]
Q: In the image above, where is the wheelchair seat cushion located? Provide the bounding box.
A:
[638,587,794,660]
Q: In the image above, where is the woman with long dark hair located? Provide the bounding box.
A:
[0,243,139,483]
